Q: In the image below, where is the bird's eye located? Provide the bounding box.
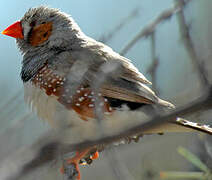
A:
[30,21,36,27]
[43,32,48,37]
[41,22,46,24]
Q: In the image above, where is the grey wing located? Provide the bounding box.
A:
[70,39,174,109]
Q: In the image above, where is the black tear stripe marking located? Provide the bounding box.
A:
[106,97,146,111]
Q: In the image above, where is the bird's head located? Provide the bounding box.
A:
[2,6,83,54]
[2,6,84,82]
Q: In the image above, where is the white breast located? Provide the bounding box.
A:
[24,82,151,144]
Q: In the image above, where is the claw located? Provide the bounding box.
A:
[60,149,99,179]
[61,149,92,180]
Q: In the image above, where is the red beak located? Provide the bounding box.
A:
[2,21,24,39]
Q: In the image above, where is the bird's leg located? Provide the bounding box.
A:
[90,151,99,160]
[61,148,99,180]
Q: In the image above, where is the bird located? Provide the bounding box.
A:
[2,6,212,180]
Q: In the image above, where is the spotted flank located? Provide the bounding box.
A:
[32,65,65,96]
[31,66,114,120]
[31,65,150,121]
[59,88,114,121]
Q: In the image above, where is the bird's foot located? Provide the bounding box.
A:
[60,149,99,180]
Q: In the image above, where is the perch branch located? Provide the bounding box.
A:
[1,84,212,180]
[120,0,192,55]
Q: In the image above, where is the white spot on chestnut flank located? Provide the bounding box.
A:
[78,97,84,102]
[88,104,94,108]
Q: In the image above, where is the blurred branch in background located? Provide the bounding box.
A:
[146,32,159,94]
[120,0,192,55]
[175,0,209,88]
[160,146,212,179]
[105,148,134,180]
[98,7,140,44]
[0,90,21,114]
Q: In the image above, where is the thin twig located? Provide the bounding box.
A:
[175,0,209,88]
[99,7,140,43]
[120,0,192,55]
[146,32,159,94]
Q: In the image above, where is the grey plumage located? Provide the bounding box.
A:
[17,6,173,108]
[13,6,211,135]
[2,6,212,180]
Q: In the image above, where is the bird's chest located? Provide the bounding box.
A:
[23,82,150,144]
[23,81,83,128]
[23,65,150,143]
[23,64,115,122]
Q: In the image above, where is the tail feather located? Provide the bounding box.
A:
[157,98,175,109]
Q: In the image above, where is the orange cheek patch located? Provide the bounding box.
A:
[29,22,52,46]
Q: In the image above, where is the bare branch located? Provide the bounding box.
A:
[120,0,192,55]
[99,7,140,43]
[175,0,209,88]
[146,32,159,94]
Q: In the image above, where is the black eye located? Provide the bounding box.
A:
[30,21,36,27]
[43,32,48,37]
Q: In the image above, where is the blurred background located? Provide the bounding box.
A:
[0,0,211,179]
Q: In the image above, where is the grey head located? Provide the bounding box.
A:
[17,6,84,53]
[17,6,85,82]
